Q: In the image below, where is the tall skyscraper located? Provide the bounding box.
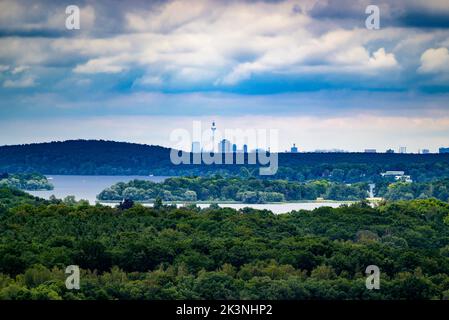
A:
[219,139,231,153]
[232,144,237,153]
[291,143,298,153]
[399,146,407,154]
[211,121,216,152]
[243,144,248,153]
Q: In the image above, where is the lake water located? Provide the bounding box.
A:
[192,202,346,214]
[28,175,167,204]
[29,175,350,214]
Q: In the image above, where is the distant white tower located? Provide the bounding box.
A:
[211,121,217,152]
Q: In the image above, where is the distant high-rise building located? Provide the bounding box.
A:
[364,149,376,153]
[243,144,248,153]
[399,147,407,154]
[191,141,200,153]
[386,149,395,154]
[219,139,231,153]
[439,147,449,154]
[291,143,298,153]
[211,121,217,152]
[232,144,237,153]
[421,149,430,154]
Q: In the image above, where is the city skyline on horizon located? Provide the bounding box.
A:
[1,134,447,155]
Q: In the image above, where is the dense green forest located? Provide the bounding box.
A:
[376,179,449,202]
[98,176,368,203]
[1,140,449,182]
[0,173,53,191]
[0,187,49,208]
[1,187,449,300]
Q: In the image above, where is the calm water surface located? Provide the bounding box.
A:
[28,175,167,204]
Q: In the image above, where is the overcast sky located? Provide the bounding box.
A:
[1,0,449,152]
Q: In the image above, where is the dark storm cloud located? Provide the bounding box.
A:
[0,0,166,38]
[309,0,449,29]
[399,11,449,28]
[309,0,370,19]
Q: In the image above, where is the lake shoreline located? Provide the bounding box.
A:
[97,199,356,205]
[97,201,353,214]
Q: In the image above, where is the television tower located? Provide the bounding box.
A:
[211,121,217,152]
